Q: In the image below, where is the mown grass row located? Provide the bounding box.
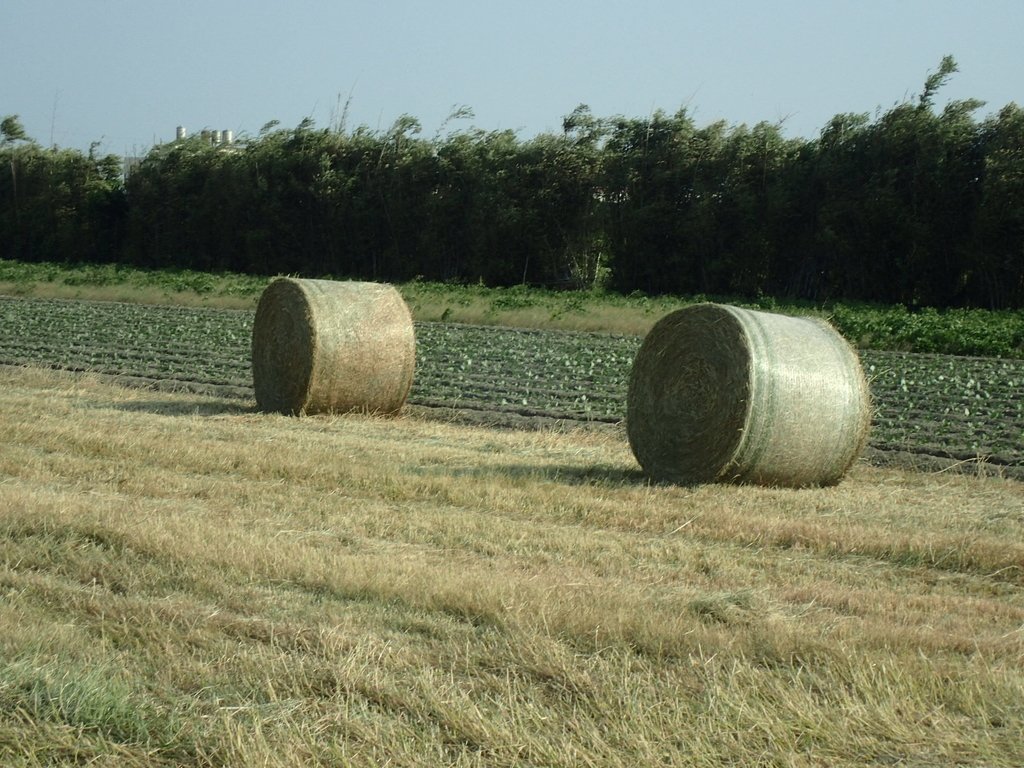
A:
[1,366,1022,766]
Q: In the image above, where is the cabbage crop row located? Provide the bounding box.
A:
[1,296,1020,468]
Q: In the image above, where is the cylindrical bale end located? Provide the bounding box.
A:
[626,303,871,488]
[251,278,416,416]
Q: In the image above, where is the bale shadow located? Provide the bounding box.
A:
[426,462,648,487]
[535,463,649,487]
[106,399,255,418]
[86,374,256,417]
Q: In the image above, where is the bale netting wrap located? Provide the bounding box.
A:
[251,278,415,416]
[626,303,871,488]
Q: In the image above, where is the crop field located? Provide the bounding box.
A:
[1,295,1022,472]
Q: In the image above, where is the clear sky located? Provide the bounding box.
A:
[3,0,1022,155]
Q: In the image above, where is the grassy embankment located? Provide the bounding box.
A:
[2,258,1023,357]
[1,365,1022,766]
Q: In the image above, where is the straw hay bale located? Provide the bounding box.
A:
[626,303,871,487]
[251,278,415,416]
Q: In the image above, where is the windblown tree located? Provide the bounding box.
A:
[4,56,1023,308]
[1,114,124,263]
[970,102,1024,307]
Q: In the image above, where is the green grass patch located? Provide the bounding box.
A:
[0,259,267,308]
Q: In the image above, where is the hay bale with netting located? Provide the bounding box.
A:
[251,278,415,416]
[626,303,871,487]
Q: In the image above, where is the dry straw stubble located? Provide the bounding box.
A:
[627,303,872,487]
[251,277,415,415]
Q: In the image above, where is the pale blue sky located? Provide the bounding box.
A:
[3,1,1021,154]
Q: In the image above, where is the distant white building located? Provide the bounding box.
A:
[176,126,234,145]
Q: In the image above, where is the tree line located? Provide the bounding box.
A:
[2,58,1023,308]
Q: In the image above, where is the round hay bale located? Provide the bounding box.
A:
[252,278,415,416]
[626,303,871,487]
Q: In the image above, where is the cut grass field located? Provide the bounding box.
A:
[1,366,1022,766]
